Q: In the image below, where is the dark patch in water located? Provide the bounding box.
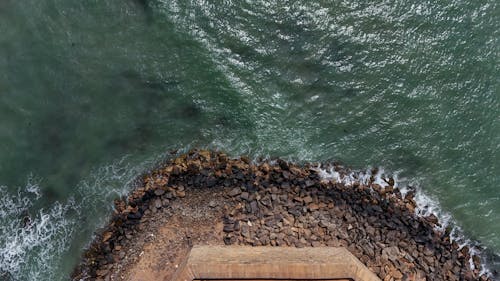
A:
[118,70,180,93]
[180,104,200,118]
[396,149,427,170]
[224,40,260,61]
[487,253,500,277]
[119,69,141,81]
[216,115,230,126]
[143,80,180,92]
[132,0,154,24]
[0,270,15,281]
[344,88,356,97]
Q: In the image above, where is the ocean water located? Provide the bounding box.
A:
[0,0,498,279]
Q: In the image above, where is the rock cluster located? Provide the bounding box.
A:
[72,149,493,281]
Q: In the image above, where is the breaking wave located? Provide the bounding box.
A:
[0,155,162,280]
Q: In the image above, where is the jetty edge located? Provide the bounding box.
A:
[71,149,493,281]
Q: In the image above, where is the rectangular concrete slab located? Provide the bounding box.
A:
[171,246,380,281]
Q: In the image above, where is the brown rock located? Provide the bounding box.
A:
[96,269,109,277]
[390,269,403,279]
[425,214,439,225]
[102,232,113,243]
[198,150,211,161]
[308,203,319,211]
[303,196,313,204]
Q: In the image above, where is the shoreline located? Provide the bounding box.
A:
[72,149,494,280]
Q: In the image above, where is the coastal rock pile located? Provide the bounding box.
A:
[72,150,492,281]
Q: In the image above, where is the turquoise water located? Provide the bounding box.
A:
[0,0,498,279]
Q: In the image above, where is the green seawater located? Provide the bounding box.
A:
[0,0,498,279]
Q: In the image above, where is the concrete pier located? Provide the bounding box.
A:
[172,246,381,281]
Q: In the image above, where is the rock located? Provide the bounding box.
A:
[423,245,434,256]
[154,189,165,196]
[229,187,241,197]
[240,192,250,201]
[241,225,251,238]
[308,203,319,211]
[198,150,211,161]
[154,199,162,209]
[162,199,170,207]
[426,214,439,225]
[206,177,217,187]
[382,246,400,261]
[278,159,289,170]
[250,201,259,213]
[127,212,142,220]
[73,151,494,281]
[305,180,315,187]
[472,255,481,271]
[223,224,235,232]
[208,200,217,208]
[366,225,376,236]
[96,269,109,277]
[303,196,313,204]
[390,268,403,279]
[240,155,250,164]
[318,220,330,228]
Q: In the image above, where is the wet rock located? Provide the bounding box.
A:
[472,255,481,271]
[426,214,439,225]
[198,150,211,161]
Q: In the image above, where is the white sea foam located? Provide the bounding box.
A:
[0,182,77,280]
[0,154,163,280]
[315,165,392,188]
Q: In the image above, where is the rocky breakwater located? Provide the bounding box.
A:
[72,150,493,281]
